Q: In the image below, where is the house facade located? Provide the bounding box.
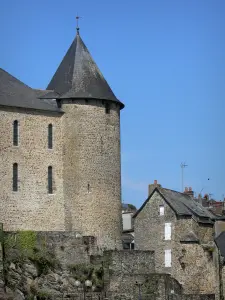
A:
[134,181,219,295]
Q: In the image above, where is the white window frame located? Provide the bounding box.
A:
[159,205,165,216]
[165,222,172,240]
[165,249,172,267]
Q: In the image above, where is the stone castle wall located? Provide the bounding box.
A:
[134,190,216,295]
[0,229,217,300]
[62,99,122,249]
[0,106,65,231]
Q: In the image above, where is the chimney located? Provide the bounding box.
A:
[184,187,194,197]
[204,194,209,201]
[184,187,188,193]
[148,180,161,196]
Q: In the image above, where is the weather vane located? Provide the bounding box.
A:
[76,15,81,34]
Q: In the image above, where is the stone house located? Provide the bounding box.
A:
[133,180,220,295]
[215,225,225,299]
[121,203,136,249]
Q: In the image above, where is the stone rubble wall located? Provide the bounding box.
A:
[0,229,217,300]
[1,231,100,299]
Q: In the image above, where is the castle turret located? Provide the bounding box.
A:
[47,28,124,249]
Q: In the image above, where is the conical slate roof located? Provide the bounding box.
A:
[47,31,124,108]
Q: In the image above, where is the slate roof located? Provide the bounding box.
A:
[133,187,216,224]
[180,231,200,243]
[47,31,124,108]
[215,231,225,258]
[0,68,61,112]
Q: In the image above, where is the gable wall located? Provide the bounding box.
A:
[0,106,65,231]
[134,190,176,272]
[134,190,217,295]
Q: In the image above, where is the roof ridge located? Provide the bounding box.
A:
[162,187,191,197]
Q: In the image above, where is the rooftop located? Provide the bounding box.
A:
[0,68,60,113]
[133,182,221,224]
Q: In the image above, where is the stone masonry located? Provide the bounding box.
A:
[62,99,122,249]
[134,189,217,295]
[0,106,65,231]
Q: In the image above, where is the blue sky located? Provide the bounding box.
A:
[1,0,225,207]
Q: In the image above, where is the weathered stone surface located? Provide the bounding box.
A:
[62,100,122,249]
[0,100,123,249]
[134,190,217,295]
[0,106,65,232]
[14,289,25,300]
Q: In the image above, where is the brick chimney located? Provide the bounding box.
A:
[203,194,209,201]
[148,180,161,196]
[184,187,194,197]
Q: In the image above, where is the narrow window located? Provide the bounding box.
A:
[48,124,53,149]
[48,166,53,194]
[165,249,172,267]
[105,103,110,114]
[165,223,172,240]
[13,120,19,146]
[159,205,165,216]
[13,163,18,191]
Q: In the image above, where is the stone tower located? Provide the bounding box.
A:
[47,28,124,249]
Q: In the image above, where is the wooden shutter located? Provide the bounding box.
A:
[165,249,171,267]
[165,223,171,240]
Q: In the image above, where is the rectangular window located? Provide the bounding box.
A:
[48,166,53,194]
[13,120,19,146]
[48,124,53,149]
[165,223,171,240]
[159,205,164,216]
[13,163,18,191]
[165,249,172,267]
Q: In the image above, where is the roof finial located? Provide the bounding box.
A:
[76,15,80,35]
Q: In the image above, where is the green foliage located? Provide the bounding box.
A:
[127,204,136,210]
[4,232,59,276]
[4,231,37,254]
[4,234,17,250]
[36,290,53,300]
[29,248,58,276]
[17,231,37,251]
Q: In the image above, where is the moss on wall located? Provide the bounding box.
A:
[17,231,37,251]
[4,232,59,276]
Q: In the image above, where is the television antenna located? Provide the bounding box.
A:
[181,162,188,192]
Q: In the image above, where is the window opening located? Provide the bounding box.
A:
[13,163,18,191]
[13,120,19,146]
[48,166,53,194]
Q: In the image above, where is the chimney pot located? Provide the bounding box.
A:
[184,187,188,193]
[154,180,157,185]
